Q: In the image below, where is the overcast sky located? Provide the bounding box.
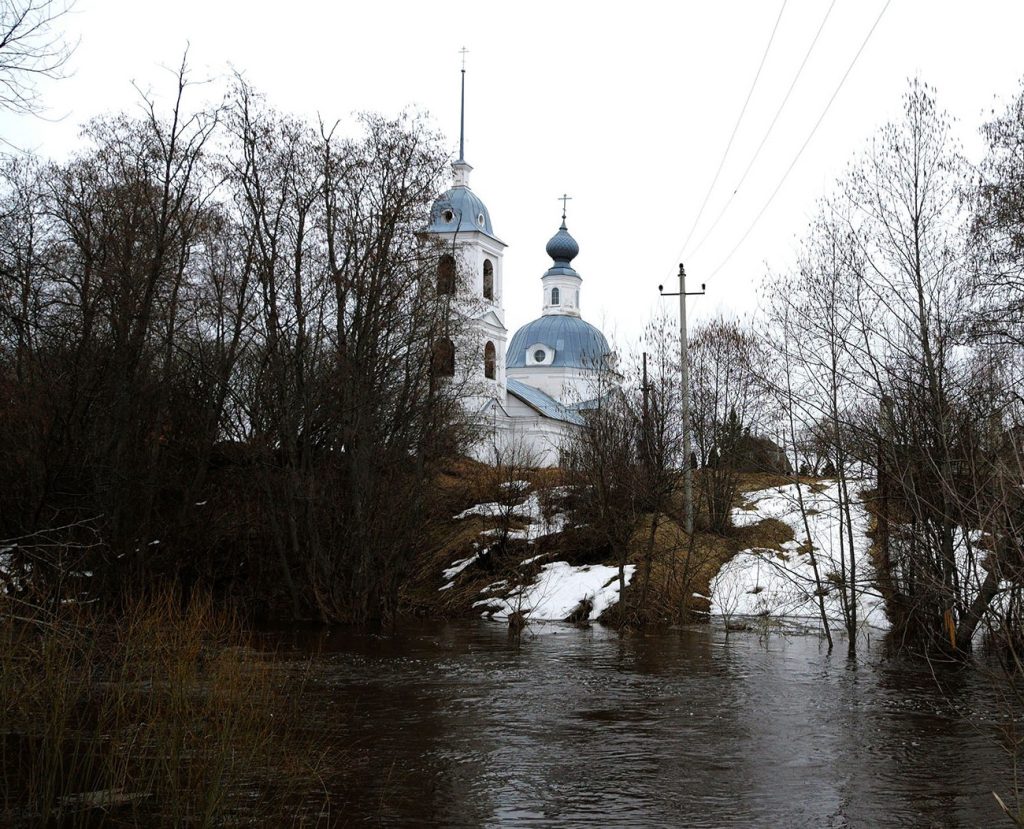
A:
[3,0,1024,351]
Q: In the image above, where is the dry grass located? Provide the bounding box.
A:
[0,591,329,827]
[431,457,565,517]
[405,460,568,617]
[621,511,796,625]
[406,466,806,626]
[625,514,727,622]
[528,466,566,491]
[729,516,795,551]
[432,457,495,513]
[405,516,502,615]
[602,474,801,625]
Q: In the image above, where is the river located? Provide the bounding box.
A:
[269,620,1017,828]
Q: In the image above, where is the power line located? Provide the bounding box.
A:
[702,0,892,285]
[687,0,837,262]
[674,0,788,260]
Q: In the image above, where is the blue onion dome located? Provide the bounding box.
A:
[506,315,611,370]
[545,219,579,265]
[427,186,500,241]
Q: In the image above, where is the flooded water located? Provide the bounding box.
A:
[270,621,1018,828]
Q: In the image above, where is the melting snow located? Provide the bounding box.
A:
[711,481,888,630]
[446,490,626,623]
[454,493,567,540]
[475,562,634,622]
[442,553,481,581]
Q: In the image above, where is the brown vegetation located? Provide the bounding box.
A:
[0,590,332,827]
[0,60,473,624]
[403,469,797,628]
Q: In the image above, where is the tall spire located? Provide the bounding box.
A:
[453,47,473,187]
[458,46,468,163]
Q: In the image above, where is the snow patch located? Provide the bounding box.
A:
[442,553,481,581]
[477,562,634,622]
[455,493,566,539]
[712,482,888,630]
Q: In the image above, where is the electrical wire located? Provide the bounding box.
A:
[702,0,892,286]
[674,0,789,261]
[687,0,838,262]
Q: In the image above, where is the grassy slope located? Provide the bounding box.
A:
[402,464,802,625]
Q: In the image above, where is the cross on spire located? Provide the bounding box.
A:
[459,46,469,70]
[558,193,572,221]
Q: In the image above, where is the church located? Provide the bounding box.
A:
[424,69,614,467]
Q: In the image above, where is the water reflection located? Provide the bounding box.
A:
[268,622,1014,827]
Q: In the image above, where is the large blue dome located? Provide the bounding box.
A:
[506,315,611,370]
[427,186,500,241]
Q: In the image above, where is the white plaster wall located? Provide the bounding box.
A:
[432,229,510,400]
[541,273,583,317]
[469,405,577,469]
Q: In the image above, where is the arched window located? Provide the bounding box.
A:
[432,337,455,377]
[437,254,456,295]
[482,259,494,300]
[484,341,496,379]
[551,287,560,305]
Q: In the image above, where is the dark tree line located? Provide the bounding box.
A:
[0,63,475,622]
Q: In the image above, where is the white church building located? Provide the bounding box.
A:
[425,70,614,467]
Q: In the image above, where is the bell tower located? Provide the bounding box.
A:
[424,52,508,397]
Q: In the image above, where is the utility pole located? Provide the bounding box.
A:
[659,264,705,535]
[641,351,650,471]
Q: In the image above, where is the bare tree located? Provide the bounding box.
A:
[688,315,772,533]
[971,77,1024,352]
[0,1,75,116]
[475,436,539,569]
[762,282,834,650]
[0,64,474,623]
[560,322,691,627]
[762,80,1023,655]
[633,312,683,617]
[562,369,644,625]
[844,81,984,652]
[220,77,473,622]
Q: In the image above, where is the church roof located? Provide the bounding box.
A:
[545,220,579,266]
[427,186,502,243]
[506,379,584,425]
[506,315,611,370]
[542,216,581,279]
